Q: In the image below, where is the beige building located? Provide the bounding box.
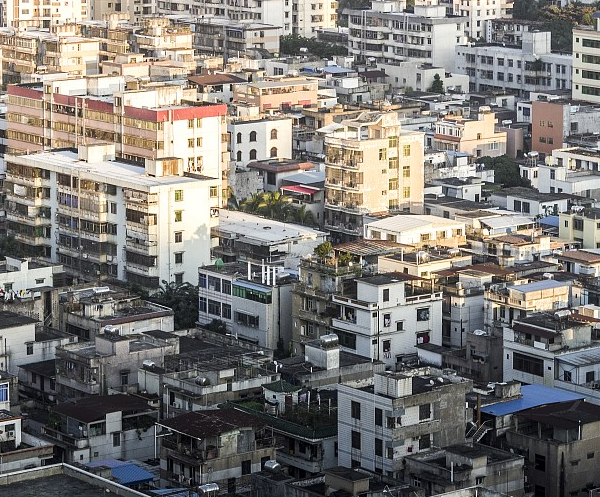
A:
[233,77,320,113]
[1,0,87,29]
[324,111,425,243]
[559,208,600,250]
[433,108,507,158]
[573,16,600,103]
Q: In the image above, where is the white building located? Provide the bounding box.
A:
[489,187,573,217]
[440,0,513,40]
[5,144,221,290]
[345,0,468,70]
[1,0,86,29]
[379,61,469,93]
[0,257,60,296]
[538,148,600,199]
[330,273,443,367]
[455,31,572,96]
[573,16,600,103]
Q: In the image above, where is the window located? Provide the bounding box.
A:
[222,280,232,294]
[113,433,121,447]
[222,303,232,319]
[199,297,207,312]
[417,308,430,321]
[199,273,207,288]
[208,300,221,316]
[564,370,572,382]
[375,438,383,457]
[270,129,278,140]
[351,401,361,420]
[250,131,257,142]
[236,151,242,162]
[375,408,383,426]
[387,447,393,459]
[236,132,242,144]
[175,252,183,264]
[534,453,546,472]
[386,416,396,429]
[514,353,543,376]
[403,145,411,157]
[351,430,361,450]
[419,436,431,450]
[174,273,183,285]
[175,231,183,243]
[270,147,278,158]
[188,138,194,148]
[188,119,194,128]
[396,321,404,331]
[120,370,129,385]
[475,476,485,485]
[26,343,33,355]
[197,137,203,147]
[210,186,218,198]
[383,314,391,327]
[249,149,257,160]
[0,384,7,402]
[587,452,595,459]
[174,210,182,222]
[242,459,251,475]
[175,190,183,202]
[383,288,390,302]
[419,403,431,420]
[586,371,595,383]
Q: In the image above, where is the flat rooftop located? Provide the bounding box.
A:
[7,474,111,497]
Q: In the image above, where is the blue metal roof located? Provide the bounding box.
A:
[480,384,584,417]
[149,489,199,497]
[86,459,153,486]
[538,215,559,227]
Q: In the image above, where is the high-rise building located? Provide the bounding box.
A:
[324,111,424,243]
[1,0,87,29]
[573,15,600,103]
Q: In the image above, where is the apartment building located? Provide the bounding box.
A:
[233,78,320,113]
[331,272,443,366]
[559,208,600,249]
[6,76,228,180]
[324,111,424,243]
[379,61,469,94]
[455,31,571,96]
[345,1,467,70]
[537,148,600,199]
[573,15,600,104]
[79,17,136,61]
[1,0,86,29]
[490,187,573,217]
[440,0,513,40]
[337,370,472,478]
[42,394,159,464]
[0,29,100,85]
[486,18,542,46]
[55,328,177,400]
[194,18,281,58]
[197,262,294,350]
[4,144,221,289]
[157,408,276,491]
[433,108,507,158]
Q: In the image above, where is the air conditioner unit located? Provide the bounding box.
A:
[7,431,15,438]
[172,402,180,408]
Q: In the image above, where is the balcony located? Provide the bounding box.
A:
[297,308,331,326]
[126,237,158,255]
[42,425,90,449]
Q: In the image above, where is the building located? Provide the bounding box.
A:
[0,310,75,375]
[5,144,221,289]
[331,273,443,367]
[134,18,195,72]
[324,112,425,243]
[157,408,277,492]
[573,16,600,104]
[189,73,248,104]
[18,359,59,407]
[0,0,87,30]
[505,400,600,497]
[213,210,327,266]
[42,394,159,464]
[441,0,513,40]
[403,444,524,496]
[345,1,467,70]
[433,109,507,158]
[490,187,574,217]
[6,76,228,179]
[364,215,466,249]
[538,148,600,198]
[233,78,320,112]
[378,61,469,94]
[58,285,174,340]
[197,261,294,351]
[337,369,472,478]
[455,31,571,96]
[559,208,600,249]
[55,328,178,400]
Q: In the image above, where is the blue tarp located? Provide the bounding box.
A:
[480,384,584,417]
[86,459,154,486]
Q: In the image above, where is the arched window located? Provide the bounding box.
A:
[236,132,242,144]
[270,129,278,140]
[236,150,242,162]
[250,131,257,142]
[250,149,257,160]
[270,147,277,158]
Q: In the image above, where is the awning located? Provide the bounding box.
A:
[281,185,320,195]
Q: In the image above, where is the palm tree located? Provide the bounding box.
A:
[257,191,292,221]
[240,192,264,213]
[226,186,239,211]
[288,205,317,227]
[150,280,199,330]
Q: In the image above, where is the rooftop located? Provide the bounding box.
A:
[247,158,315,173]
[333,239,412,256]
[516,399,600,430]
[365,214,463,233]
[158,408,265,438]
[492,186,576,202]
[53,394,154,423]
[0,311,38,329]
[6,473,117,497]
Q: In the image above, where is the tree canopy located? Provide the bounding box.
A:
[279,34,348,58]
[239,191,318,227]
[479,155,531,188]
[149,280,199,330]
[429,73,444,94]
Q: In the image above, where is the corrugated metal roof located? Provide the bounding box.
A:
[480,385,584,417]
[86,459,154,486]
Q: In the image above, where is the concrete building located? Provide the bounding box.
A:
[42,394,159,464]
[538,148,600,199]
[6,76,228,179]
[19,359,59,407]
[455,31,571,96]
[157,408,277,492]
[345,1,467,70]
[330,273,443,367]
[248,159,315,194]
[378,61,469,94]
[337,369,472,478]
[440,0,513,40]
[0,311,75,375]
[364,215,466,249]
[58,285,174,340]
[0,0,87,30]
[188,73,248,104]
[197,262,294,350]
[324,111,425,243]
[490,187,574,217]
[505,400,600,497]
[233,78,320,113]
[5,144,221,289]
[573,16,600,104]
[403,444,524,496]
[559,208,600,249]
[213,210,327,266]
[433,109,507,158]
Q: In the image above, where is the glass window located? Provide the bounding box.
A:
[174,211,182,222]
[175,190,183,202]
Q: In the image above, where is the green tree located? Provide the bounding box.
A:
[288,204,317,227]
[429,73,444,94]
[226,186,239,211]
[279,34,348,57]
[0,235,24,260]
[314,241,333,260]
[150,280,199,330]
[240,192,264,213]
[257,191,292,221]
[479,155,531,188]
